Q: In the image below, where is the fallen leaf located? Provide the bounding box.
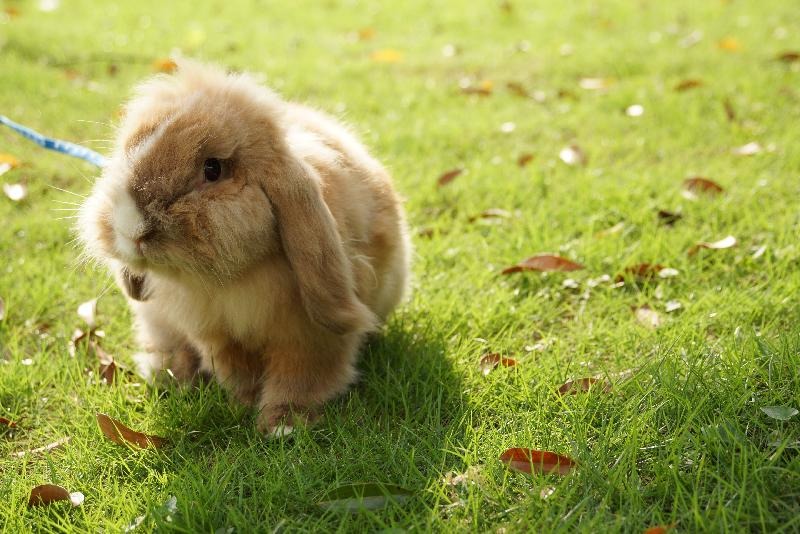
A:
[634,305,662,329]
[625,104,644,117]
[517,153,534,167]
[152,58,178,73]
[674,79,703,91]
[499,448,577,475]
[506,81,531,98]
[657,210,682,226]
[96,413,167,449]
[370,49,403,63]
[761,406,798,421]
[468,208,511,223]
[11,436,71,458]
[559,145,587,166]
[557,377,611,395]
[479,353,517,375]
[777,51,800,63]
[579,77,611,90]
[718,36,741,52]
[688,235,737,255]
[616,263,666,282]
[437,168,463,187]
[68,328,88,357]
[733,141,762,156]
[643,525,676,534]
[502,254,584,274]
[28,485,70,507]
[0,416,17,428]
[77,298,97,328]
[317,483,411,512]
[99,360,118,385]
[3,183,28,202]
[460,79,493,96]
[683,177,724,196]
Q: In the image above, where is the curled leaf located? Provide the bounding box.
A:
[96,413,167,449]
[502,254,584,274]
[688,235,737,255]
[437,168,463,187]
[500,448,576,475]
[683,177,724,197]
[479,353,517,375]
[317,483,411,512]
[557,377,611,395]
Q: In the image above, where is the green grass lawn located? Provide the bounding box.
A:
[2,0,800,531]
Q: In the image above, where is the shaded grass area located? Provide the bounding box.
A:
[1,0,800,531]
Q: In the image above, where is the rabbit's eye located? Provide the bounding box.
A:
[203,158,222,182]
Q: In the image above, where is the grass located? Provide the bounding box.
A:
[1,0,800,531]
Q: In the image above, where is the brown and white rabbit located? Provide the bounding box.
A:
[79,60,411,435]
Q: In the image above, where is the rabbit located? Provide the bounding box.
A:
[78,60,411,436]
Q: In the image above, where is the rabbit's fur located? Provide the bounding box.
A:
[79,61,410,435]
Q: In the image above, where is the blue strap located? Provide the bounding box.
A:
[0,114,107,167]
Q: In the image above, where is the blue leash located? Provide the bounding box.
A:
[0,114,107,167]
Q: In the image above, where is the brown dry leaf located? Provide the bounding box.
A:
[499,448,577,475]
[657,209,682,226]
[468,208,511,223]
[0,416,17,428]
[674,79,704,91]
[502,254,584,274]
[557,377,611,395]
[3,183,28,202]
[517,153,534,167]
[733,141,762,156]
[461,79,493,96]
[506,81,531,98]
[479,353,517,375]
[559,145,587,166]
[12,436,71,458]
[437,168,463,187]
[718,37,741,52]
[99,360,117,385]
[96,413,167,449]
[370,49,403,63]
[28,484,69,507]
[635,305,662,329]
[616,263,666,282]
[778,51,800,63]
[683,177,724,197]
[688,235,737,255]
[152,58,178,73]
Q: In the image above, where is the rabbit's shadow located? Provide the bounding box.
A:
[148,318,468,528]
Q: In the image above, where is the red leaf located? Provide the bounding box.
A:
[502,254,584,274]
[683,177,724,196]
[557,377,611,395]
[479,353,517,375]
[500,448,577,475]
[437,168,463,187]
[96,413,168,449]
[28,484,70,507]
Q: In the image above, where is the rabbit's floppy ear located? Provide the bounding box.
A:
[262,157,376,335]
